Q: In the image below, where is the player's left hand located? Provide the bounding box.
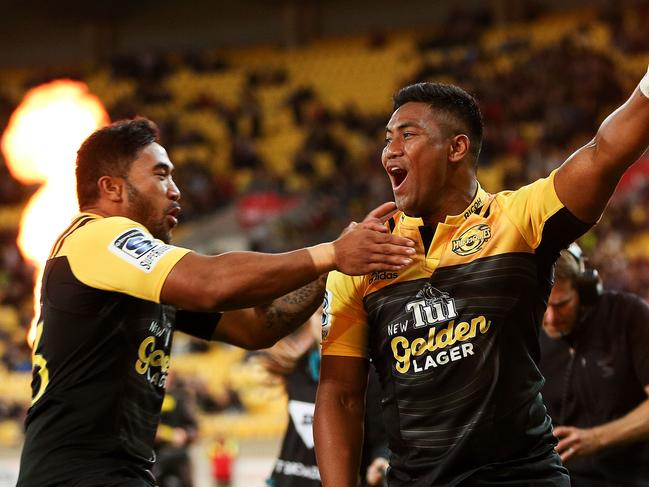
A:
[553,424,604,462]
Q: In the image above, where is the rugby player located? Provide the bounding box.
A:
[16,118,415,486]
[314,68,649,486]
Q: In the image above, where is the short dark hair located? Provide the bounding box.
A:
[393,82,483,159]
[76,118,159,208]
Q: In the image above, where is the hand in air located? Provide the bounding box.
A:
[334,202,415,275]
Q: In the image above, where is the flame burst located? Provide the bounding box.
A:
[1,80,108,346]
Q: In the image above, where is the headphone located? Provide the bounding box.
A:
[564,243,603,306]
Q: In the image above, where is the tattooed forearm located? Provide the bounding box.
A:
[261,273,327,335]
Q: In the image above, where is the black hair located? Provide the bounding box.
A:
[393,82,483,160]
[75,117,159,208]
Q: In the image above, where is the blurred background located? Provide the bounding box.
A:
[0,0,648,485]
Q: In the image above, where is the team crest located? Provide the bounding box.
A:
[451,224,491,256]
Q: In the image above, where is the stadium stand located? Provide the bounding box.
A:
[0,2,648,453]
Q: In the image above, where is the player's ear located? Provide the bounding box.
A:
[448,134,470,163]
[97,176,125,203]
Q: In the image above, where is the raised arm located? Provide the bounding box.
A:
[554,66,649,222]
[314,355,369,487]
[161,202,414,311]
[212,275,327,350]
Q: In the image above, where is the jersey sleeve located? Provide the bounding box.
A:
[175,310,223,340]
[58,216,191,303]
[320,271,368,359]
[497,169,592,252]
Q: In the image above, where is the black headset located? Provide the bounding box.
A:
[564,243,603,306]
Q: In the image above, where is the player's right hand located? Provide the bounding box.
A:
[333,202,415,275]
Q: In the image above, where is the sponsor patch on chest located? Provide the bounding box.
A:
[386,283,493,374]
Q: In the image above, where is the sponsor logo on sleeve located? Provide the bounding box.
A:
[109,228,173,273]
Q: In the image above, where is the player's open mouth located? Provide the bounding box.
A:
[388,166,408,191]
[166,206,181,227]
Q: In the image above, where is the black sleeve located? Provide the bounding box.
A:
[175,310,223,341]
[534,207,593,298]
[536,207,594,263]
[626,294,649,387]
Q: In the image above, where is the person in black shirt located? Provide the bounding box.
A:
[264,316,322,487]
[262,312,389,487]
[16,118,415,487]
[540,245,649,487]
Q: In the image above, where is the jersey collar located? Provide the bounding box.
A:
[77,211,103,219]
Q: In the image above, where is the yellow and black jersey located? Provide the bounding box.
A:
[322,172,590,486]
[17,213,221,487]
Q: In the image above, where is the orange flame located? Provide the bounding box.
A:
[1,80,108,346]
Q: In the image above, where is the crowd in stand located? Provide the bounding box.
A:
[0,2,648,427]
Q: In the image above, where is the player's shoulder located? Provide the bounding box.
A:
[54,213,152,258]
[327,269,364,286]
[79,214,147,233]
[70,215,150,243]
[493,171,558,204]
[603,290,649,312]
[326,268,368,301]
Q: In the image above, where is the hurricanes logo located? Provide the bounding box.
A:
[451,224,491,256]
[406,283,458,329]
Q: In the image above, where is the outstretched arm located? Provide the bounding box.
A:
[555,386,649,463]
[161,202,414,311]
[315,355,369,487]
[212,275,326,350]
[554,66,649,222]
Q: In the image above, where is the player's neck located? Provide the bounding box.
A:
[420,179,478,227]
[80,200,128,220]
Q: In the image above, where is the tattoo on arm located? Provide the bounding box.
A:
[262,274,327,334]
